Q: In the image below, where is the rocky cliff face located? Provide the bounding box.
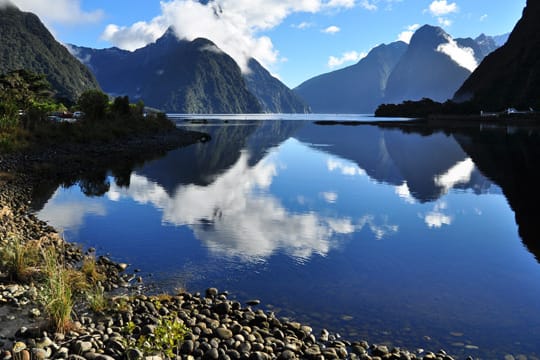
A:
[454,1,540,110]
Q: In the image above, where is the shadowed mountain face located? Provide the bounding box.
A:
[244,59,310,113]
[454,126,540,262]
[384,25,472,104]
[293,123,491,203]
[0,5,99,102]
[294,42,407,114]
[454,1,540,110]
[138,120,304,194]
[294,26,502,114]
[70,29,261,113]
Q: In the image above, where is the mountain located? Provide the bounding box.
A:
[71,28,261,113]
[454,127,540,262]
[0,4,100,102]
[454,0,540,110]
[470,34,500,59]
[244,58,310,113]
[492,33,510,47]
[294,42,407,113]
[384,25,474,104]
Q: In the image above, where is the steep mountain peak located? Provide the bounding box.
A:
[152,26,186,48]
[383,24,473,104]
[409,25,450,49]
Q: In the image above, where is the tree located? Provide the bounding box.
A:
[0,70,56,129]
[78,90,109,121]
[111,95,131,117]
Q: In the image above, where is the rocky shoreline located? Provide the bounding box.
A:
[0,130,466,360]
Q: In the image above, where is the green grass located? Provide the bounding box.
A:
[0,235,41,282]
[86,284,108,313]
[39,245,74,333]
[0,235,109,332]
[80,255,106,284]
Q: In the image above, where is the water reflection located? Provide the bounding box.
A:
[33,119,540,358]
[108,151,354,262]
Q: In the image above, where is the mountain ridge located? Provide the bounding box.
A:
[294,41,407,113]
[0,4,100,102]
[70,30,262,113]
[294,25,504,113]
[71,28,307,114]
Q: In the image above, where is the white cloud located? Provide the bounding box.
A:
[427,0,458,16]
[434,158,476,193]
[326,0,356,8]
[360,0,378,11]
[327,158,367,176]
[38,191,107,233]
[395,182,415,204]
[358,215,399,240]
[322,25,341,34]
[424,211,452,228]
[327,50,367,68]
[105,153,362,262]
[479,14,488,22]
[101,0,356,73]
[102,22,167,52]
[8,0,103,25]
[437,37,478,72]
[437,17,452,27]
[424,201,452,228]
[397,23,420,44]
[321,191,338,203]
[292,21,313,30]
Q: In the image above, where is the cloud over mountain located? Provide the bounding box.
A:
[100,0,357,73]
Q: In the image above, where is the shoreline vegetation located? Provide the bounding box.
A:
[374,97,540,122]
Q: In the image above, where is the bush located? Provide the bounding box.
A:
[78,89,109,122]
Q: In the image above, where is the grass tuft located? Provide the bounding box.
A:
[0,235,41,282]
[39,246,74,333]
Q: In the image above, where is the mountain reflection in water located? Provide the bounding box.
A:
[34,119,540,358]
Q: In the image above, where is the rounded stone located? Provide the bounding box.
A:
[205,288,219,298]
[215,327,233,340]
[203,348,219,360]
[181,340,195,354]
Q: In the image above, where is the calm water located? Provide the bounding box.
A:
[35,117,540,359]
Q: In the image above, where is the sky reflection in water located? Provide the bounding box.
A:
[37,120,540,358]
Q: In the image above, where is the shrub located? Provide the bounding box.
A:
[124,312,189,358]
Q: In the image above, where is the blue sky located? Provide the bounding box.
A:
[8,0,526,88]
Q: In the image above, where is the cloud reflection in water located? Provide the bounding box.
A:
[106,151,397,261]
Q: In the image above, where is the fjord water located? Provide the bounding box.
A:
[35,118,540,358]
